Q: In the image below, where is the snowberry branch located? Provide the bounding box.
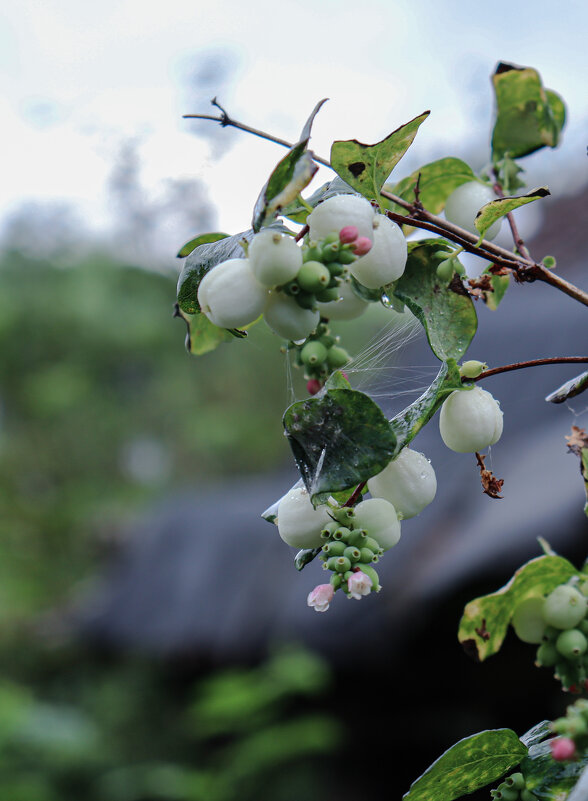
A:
[184,103,588,308]
[472,356,588,382]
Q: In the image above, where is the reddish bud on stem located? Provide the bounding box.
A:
[352,237,372,256]
[339,225,359,244]
[307,378,322,395]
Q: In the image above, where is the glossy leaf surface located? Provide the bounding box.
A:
[474,187,550,237]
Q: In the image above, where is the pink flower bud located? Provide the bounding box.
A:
[352,237,372,256]
[306,378,322,395]
[347,570,372,600]
[339,225,359,244]
[551,737,577,761]
[307,584,334,612]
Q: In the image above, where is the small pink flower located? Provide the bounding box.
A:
[551,737,577,761]
[347,571,372,600]
[352,237,372,256]
[307,584,334,612]
[339,225,359,244]
[307,378,322,395]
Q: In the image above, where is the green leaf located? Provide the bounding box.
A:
[474,187,550,237]
[283,388,397,505]
[324,370,352,390]
[252,99,326,231]
[521,736,588,800]
[394,241,478,362]
[545,371,588,404]
[482,267,510,311]
[281,182,332,224]
[330,111,430,202]
[174,305,235,355]
[385,157,476,226]
[294,547,321,571]
[403,729,527,801]
[491,63,566,161]
[458,555,578,662]
[177,232,229,259]
[390,360,463,452]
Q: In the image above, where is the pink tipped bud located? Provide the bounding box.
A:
[551,737,577,761]
[307,584,334,612]
[352,237,372,256]
[347,570,372,600]
[307,378,322,395]
[339,225,359,244]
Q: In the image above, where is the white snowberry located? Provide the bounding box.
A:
[352,498,401,551]
[308,194,375,241]
[248,229,303,288]
[367,448,436,519]
[316,280,369,321]
[276,486,331,549]
[350,214,407,289]
[444,181,502,241]
[439,386,503,453]
[197,258,268,329]
[263,292,320,342]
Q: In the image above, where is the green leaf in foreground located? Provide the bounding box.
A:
[394,241,477,362]
[385,157,476,226]
[474,187,550,238]
[403,729,527,801]
[330,111,430,202]
[545,370,588,404]
[491,63,566,161]
[283,388,397,505]
[252,99,326,231]
[390,360,463,453]
[177,232,229,259]
[458,555,578,662]
[521,736,588,800]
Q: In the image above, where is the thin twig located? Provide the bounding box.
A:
[491,172,532,261]
[472,357,588,382]
[183,104,588,307]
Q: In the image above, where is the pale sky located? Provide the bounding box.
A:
[2,0,587,260]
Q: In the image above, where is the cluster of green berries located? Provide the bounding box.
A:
[489,772,536,801]
[291,321,350,393]
[511,581,588,692]
[317,504,385,598]
[550,698,588,761]
[435,248,467,283]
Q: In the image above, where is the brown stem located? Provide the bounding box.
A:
[344,482,366,507]
[492,176,532,261]
[184,105,588,307]
[472,357,588,382]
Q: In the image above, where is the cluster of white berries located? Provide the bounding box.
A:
[274,447,437,611]
[197,193,408,346]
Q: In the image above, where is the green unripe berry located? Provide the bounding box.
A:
[338,248,357,265]
[330,573,342,589]
[556,629,588,659]
[436,259,454,282]
[566,715,588,736]
[460,360,488,379]
[319,334,336,349]
[453,260,466,277]
[543,255,556,269]
[520,790,536,801]
[433,249,453,260]
[316,287,340,303]
[321,521,339,537]
[333,556,351,573]
[300,341,328,366]
[512,597,547,644]
[297,261,331,293]
[322,233,339,246]
[363,536,382,553]
[536,641,559,667]
[294,290,317,310]
[344,546,361,562]
[322,541,346,556]
[347,529,367,547]
[303,243,322,262]
[496,786,519,801]
[328,261,345,276]
[332,526,351,541]
[505,773,525,791]
[543,626,559,642]
[359,547,375,563]
[543,585,588,629]
[578,580,588,597]
[321,242,341,262]
[327,346,350,369]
